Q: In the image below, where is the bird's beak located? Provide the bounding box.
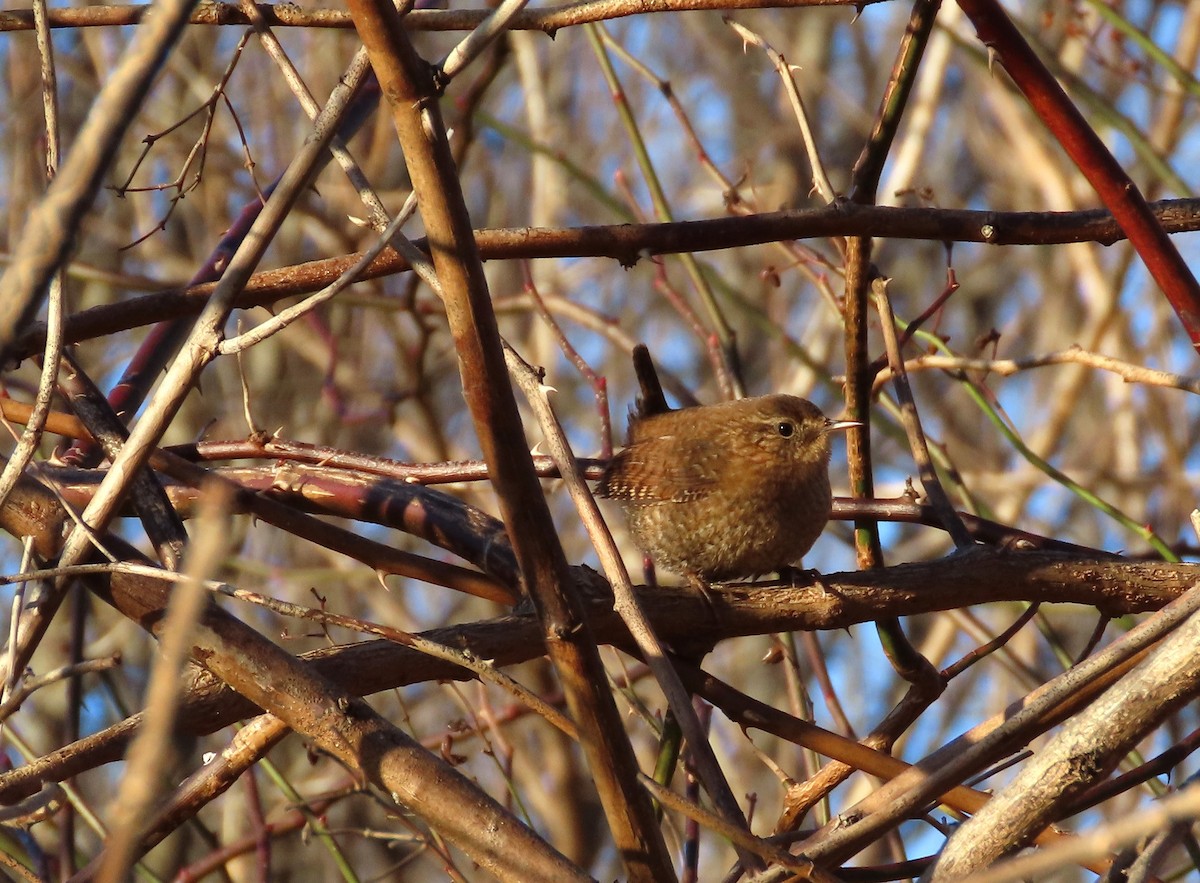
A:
[823,418,862,434]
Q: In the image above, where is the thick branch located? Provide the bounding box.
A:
[347,0,673,877]
[9,198,1200,363]
[0,0,886,34]
[0,550,1191,805]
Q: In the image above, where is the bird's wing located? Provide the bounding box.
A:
[596,435,720,503]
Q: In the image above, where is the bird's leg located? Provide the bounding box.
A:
[647,552,716,616]
[645,554,717,616]
[685,572,720,621]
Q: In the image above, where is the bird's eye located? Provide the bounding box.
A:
[777,421,795,438]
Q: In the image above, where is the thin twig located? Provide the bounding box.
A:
[871,277,973,549]
[0,0,65,514]
[725,18,836,204]
[439,0,530,81]
[205,571,577,738]
[218,192,420,354]
[0,656,120,724]
[0,0,199,354]
[94,485,228,882]
[871,347,1200,396]
[522,268,613,458]
[503,341,764,871]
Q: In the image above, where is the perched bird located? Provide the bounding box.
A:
[597,394,855,586]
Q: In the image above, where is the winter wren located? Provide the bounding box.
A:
[597,395,854,584]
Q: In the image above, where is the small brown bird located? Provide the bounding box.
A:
[597,394,855,585]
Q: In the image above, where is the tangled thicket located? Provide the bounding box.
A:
[1,0,1200,880]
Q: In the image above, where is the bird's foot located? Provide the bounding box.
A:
[779,565,828,595]
[686,573,721,622]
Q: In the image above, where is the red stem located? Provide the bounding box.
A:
[958,0,1200,354]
